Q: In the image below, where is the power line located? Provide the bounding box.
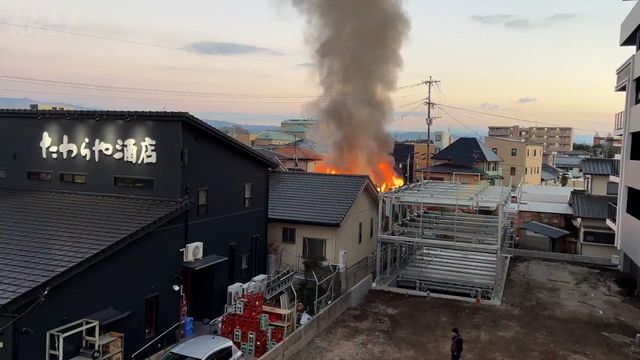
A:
[438,106,481,137]
[0,20,301,66]
[434,103,605,134]
[0,288,48,332]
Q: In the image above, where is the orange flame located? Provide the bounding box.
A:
[316,160,404,192]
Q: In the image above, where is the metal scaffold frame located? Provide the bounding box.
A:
[375,181,515,303]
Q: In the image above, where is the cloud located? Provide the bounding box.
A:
[183,41,281,56]
[517,97,538,104]
[470,13,580,29]
[479,102,500,111]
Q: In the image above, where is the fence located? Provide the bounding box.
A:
[503,248,615,266]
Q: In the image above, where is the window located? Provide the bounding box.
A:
[533,149,537,156]
[583,231,615,246]
[282,227,296,244]
[631,131,640,161]
[525,168,528,175]
[0,168,6,179]
[511,148,517,156]
[206,346,233,360]
[144,294,159,339]
[527,149,530,156]
[510,167,516,176]
[435,134,442,141]
[370,218,374,239]
[241,253,250,281]
[60,173,86,184]
[492,148,498,154]
[198,188,208,216]
[358,222,363,244]
[628,186,640,221]
[27,171,52,182]
[114,176,154,189]
[244,183,252,208]
[303,238,326,260]
[607,182,618,195]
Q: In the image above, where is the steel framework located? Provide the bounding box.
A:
[375,181,515,302]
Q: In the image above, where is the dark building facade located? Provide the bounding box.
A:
[0,110,275,359]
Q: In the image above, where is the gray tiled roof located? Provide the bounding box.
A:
[521,221,570,239]
[541,164,562,181]
[432,138,502,166]
[581,158,615,175]
[269,171,377,226]
[569,191,616,219]
[0,187,188,308]
[555,157,582,167]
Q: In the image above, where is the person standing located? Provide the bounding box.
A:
[450,328,464,360]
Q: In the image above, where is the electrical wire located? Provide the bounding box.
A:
[0,288,48,332]
[0,20,301,66]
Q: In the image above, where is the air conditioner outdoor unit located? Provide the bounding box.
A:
[183,242,204,262]
[227,283,243,305]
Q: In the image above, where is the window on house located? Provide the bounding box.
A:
[60,173,87,184]
[144,294,159,339]
[510,167,516,176]
[435,134,442,141]
[607,182,618,195]
[628,186,640,221]
[358,222,363,244]
[114,176,154,189]
[244,183,252,208]
[525,168,528,175]
[282,227,296,244]
[303,238,326,261]
[198,188,208,216]
[631,131,640,161]
[511,148,517,156]
[241,253,250,281]
[27,171,52,182]
[492,148,498,154]
[583,231,615,246]
[370,217,374,239]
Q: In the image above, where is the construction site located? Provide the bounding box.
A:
[375,181,514,303]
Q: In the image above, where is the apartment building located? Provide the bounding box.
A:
[488,125,574,153]
[484,137,543,186]
[613,0,640,292]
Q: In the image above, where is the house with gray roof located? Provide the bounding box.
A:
[268,171,378,271]
[422,137,503,185]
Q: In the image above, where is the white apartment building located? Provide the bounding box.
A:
[613,1,640,291]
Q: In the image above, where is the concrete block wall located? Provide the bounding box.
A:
[260,275,372,360]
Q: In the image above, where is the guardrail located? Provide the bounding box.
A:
[608,202,618,224]
[615,111,624,131]
[612,159,621,177]
[503,248,613,266]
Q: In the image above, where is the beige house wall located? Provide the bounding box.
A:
[587,175,611,196]
[267,191,378,270]
[426,172,481,184]
[485,137,542,186]
[578,219,617,258]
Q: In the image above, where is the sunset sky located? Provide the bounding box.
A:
[0,0,635,137]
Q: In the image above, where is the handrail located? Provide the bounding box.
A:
[131,320,184,359]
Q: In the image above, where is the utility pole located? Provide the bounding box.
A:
[423,76,441,181]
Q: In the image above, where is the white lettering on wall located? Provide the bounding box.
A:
[39,131,157,164]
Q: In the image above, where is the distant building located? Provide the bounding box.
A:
[484,137,543,186]
[592,132,623,157]
[422,137,503,185]
[280,119,320,140]
[432,130,451,150]
[253,130,297,146]
[393,142,437,183]
[488,125,574,153]
[569,158,618,258]
[220,125,251,146]
[255,145,324,172]
[541,163,563,185]
[554,156,583,179]
[29,103,74,111]
[268,172,378,271]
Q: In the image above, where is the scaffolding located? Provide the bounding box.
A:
[375,181,515,303]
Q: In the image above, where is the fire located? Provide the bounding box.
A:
[316,161,405,192]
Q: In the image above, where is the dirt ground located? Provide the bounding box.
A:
[295,258,640,360]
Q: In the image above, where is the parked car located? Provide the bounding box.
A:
[161,335,244,360]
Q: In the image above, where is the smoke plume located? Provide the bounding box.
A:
[293,0,411,187]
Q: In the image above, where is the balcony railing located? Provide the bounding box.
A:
[615,111,624,131]
[612,159,620,177]
[607,202,617,224]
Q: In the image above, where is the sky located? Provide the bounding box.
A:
[0,0,636,136]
